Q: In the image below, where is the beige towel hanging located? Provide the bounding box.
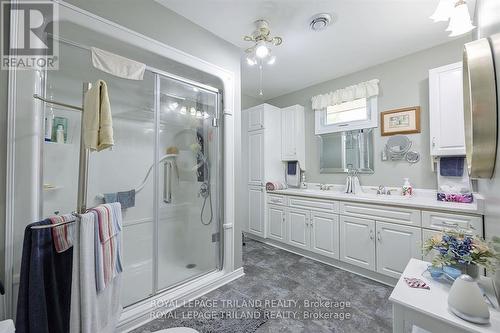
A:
[83,80,114,151]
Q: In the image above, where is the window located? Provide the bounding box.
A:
[315,97,378,135]
[325,98,368,125]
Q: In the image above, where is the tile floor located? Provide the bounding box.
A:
[134,238,393,333]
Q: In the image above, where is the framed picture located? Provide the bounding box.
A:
[380,106,421,136]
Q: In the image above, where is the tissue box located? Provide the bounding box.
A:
[437,192,473,203]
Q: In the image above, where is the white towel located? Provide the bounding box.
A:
[83,80,114,152]
[70,212,122,333]
[91,47,146,80]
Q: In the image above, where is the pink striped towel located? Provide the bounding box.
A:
[49,214,75,253]
[90,203,123,292]
[266,181,287,191]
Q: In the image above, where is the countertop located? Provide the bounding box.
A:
[389,258,499,333]
[271,186,484,215]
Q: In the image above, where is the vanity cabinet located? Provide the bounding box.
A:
[429,62,466,156]
[376,222,421,279]
[287,208,310,250]
[258,193,483,281]
[267,205,286,242]
[281,105,306,169]
[248,186,265,236]
[248,130,264,186]
[421,211,482,233]
[340,216,376,270]
[286,208,340,259]
[310,212,340,258]
[243,104,283,238]
[340,216,421,277]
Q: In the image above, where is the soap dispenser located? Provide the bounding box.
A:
[402,178,413,197]
[300,172,307,189]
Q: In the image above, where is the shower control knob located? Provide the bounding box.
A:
[199,182,210,198]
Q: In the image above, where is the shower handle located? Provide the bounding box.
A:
[164,161,172,203]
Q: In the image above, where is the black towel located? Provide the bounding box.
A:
[16,220,73,333]
[440,157,465,177]
[287,161,298,175]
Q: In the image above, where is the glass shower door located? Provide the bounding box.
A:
[156,75,221,290]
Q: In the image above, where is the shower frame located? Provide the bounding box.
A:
[4,0,240,329]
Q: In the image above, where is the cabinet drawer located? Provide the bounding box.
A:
[422,211,482,234]
[289,196,339,213]
[267,194,287,206]
[340,202,421,226]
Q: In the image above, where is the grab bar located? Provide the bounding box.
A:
[164,161,172,203]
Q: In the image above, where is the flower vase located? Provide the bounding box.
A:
[452,263,480,280]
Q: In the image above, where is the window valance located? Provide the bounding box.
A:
[311,79,380,111]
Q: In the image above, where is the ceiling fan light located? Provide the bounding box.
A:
[255,41,269,58]
[267,55,276,65]
[190,107,196,116]
[430,0,454,22]
[246,55,257,66]
[447,1,475,36]
[180,106,187,115]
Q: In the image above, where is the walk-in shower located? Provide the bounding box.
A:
[5,10,230,322]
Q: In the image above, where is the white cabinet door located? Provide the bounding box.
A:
[248,130,264,186]
[429,62,466,156]
[248,186,264,237]
[310,212,340,259]
[340,216,376,270]
[248,106,264,131]
[287,208,310,250]
[268,205,286,242]
[281,107,297,160]
[376,222,422,279]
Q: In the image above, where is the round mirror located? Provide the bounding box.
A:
[386,135,411,160]
[463,38,498,178]
[405,151,420,164]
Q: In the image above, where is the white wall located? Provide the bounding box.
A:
[242,93,264,110]
[265,37,470,189]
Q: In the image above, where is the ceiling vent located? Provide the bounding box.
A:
[309,13,333,31]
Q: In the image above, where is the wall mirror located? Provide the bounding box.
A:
[319,129,374,174]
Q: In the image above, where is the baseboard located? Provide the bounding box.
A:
[118,267,245,332]
[245,233,397,287]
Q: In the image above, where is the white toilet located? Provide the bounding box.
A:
[154,328,199,333]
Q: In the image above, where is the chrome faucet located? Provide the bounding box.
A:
[316,183,332,191]
[377,185,392,195]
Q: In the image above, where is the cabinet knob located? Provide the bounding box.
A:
[369,230,374,240]
[377,231,381,241]
[432,137,436,147]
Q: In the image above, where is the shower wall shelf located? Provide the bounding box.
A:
[44,141,72,146]
[43,186,64,192]
[34,83,92,215]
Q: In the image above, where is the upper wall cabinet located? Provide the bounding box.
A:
[247,104,265,131]
[281,105,306,169]
[429,62,466,156]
